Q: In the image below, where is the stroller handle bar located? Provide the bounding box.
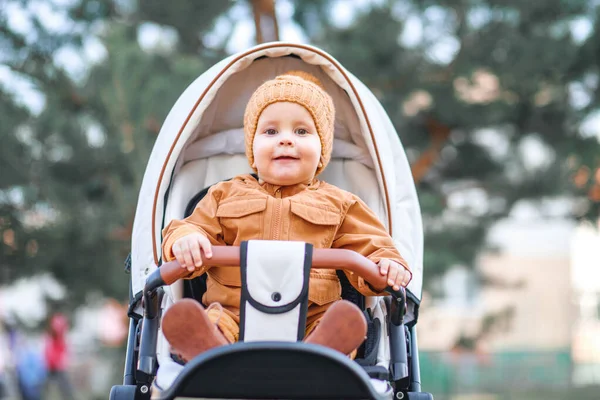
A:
[155,245,405,298]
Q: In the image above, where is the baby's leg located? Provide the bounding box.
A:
[162,299,234,362]
[205,302,240,343]
[304,300,367,357]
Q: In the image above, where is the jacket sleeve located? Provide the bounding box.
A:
[161,185,226,277]
[332,194,411,296]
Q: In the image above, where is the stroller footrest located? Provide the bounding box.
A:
[362,365,389,380]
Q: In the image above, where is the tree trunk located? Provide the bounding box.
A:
[411,117,452,183]
[250,0,279,44]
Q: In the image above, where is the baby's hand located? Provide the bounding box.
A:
[172,233,213,272]
[378,259,410,291]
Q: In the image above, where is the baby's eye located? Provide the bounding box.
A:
[265,128,277,135]
[296,128,309,136]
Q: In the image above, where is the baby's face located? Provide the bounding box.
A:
[253,102,321,186]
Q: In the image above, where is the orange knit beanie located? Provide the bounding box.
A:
[243,71,335,176]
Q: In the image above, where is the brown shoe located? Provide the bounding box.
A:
[304,300,367,355]
[162,299,228,362]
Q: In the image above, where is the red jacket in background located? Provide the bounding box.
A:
[44,314,69,372]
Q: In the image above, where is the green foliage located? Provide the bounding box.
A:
[2,0,600,310]
[291,0,600,284]
[136,0,234,55]
[0,0,231,305]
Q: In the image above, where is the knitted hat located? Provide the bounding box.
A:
[243,71,335,176]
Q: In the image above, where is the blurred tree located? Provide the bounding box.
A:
[0,0,235,303]
[289,0,600,289]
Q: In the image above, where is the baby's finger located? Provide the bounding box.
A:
[387,264,399,288]
[399,269,409,287]
[172,244,186,269]
[198,236,213,258]
[190,242,203,268]
[405,270,412,286]
[379,259,389,276]
[393,267,405,291]
[180,241,195,272]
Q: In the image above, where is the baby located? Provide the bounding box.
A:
[161,71,411,361]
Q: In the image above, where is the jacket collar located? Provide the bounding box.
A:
[243,174,320,197]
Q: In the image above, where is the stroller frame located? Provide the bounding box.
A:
[112,42,430,399]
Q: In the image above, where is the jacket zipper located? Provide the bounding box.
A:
[272,188,282,240]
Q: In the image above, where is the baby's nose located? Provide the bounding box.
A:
[279,133,294,145]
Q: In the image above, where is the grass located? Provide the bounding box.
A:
[434,386,600,400]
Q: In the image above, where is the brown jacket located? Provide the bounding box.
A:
[162,174,409,322]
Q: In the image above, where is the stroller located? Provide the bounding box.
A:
[110,42,429,400]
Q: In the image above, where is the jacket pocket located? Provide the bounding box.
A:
[289,202,339,247]
[290,202,340,225]
[308,270,342,306]
[216,198,267,244]
[216,198,267,218]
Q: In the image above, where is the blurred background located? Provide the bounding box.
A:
[1,0,600,399]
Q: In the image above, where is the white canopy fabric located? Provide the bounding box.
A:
[130,42,424,300]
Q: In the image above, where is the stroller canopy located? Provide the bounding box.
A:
[130,42,424,301]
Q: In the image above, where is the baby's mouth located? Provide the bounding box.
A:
[274,156,299,160]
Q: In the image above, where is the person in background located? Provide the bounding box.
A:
[43,313,75,399]
[3,322,46,400]
[0,321,9,399]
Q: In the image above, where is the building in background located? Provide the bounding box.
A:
[570,223,600,386]
[417,217,600,394]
